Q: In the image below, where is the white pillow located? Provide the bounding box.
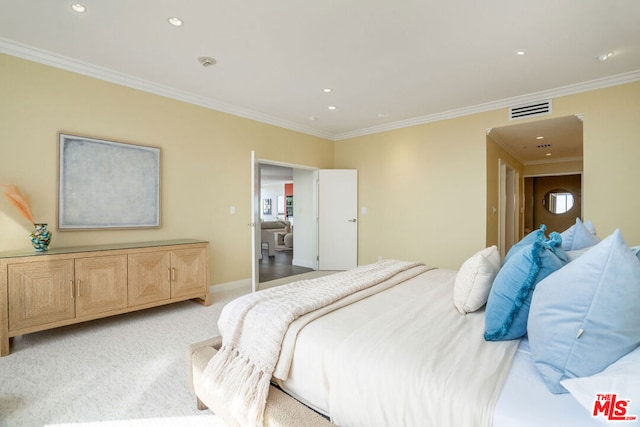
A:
[561,346,640,423]
[454,246,500,314]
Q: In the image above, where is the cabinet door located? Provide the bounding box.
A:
[128,251,171,306]
[171,247,208,298]
[75,255,128,317]
[8,259,75,331]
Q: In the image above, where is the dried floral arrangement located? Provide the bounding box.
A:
[1,184,35,226]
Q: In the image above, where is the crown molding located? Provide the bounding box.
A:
[2,38,639,143]
[486,128,524,163]
[334,70,640,141]
[0,38,335,141]
[524,156,583,166]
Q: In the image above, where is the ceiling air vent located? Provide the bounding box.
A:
[509,100,552,120]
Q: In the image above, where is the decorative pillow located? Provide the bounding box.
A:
[453,246,501,315]
[503,225,547,264]
[484,231,567,341]
[528,229,640,394]
[565,246,597,262]
[560,345,640,422]
[560,218,600,251]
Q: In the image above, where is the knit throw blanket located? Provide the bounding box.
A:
[202,259,425,427]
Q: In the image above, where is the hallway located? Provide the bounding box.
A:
[258,248,313,282]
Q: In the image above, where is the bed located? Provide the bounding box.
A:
[188,222,640,427]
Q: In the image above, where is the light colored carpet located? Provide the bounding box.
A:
[46,415,225,427]
[0,271,331,427]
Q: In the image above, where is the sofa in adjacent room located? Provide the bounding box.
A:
[260,220,290,256]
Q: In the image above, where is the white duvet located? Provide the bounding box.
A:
[276,269,520,427]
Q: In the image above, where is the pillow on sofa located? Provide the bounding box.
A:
[560,345,640,422]
[484,231,566,341]
[453,246,501,315]
[528,229,640,394]
[560,218,599,251]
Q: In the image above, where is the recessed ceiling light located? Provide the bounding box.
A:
[308,116,318,121]
[71,3,86,13]
[598,51,615,61]
[516,50,526,56]
[536,136,544,140]
[168,17,184,27]
[323,88,332,93]
[328,106,337,110]
[545,153,552,157]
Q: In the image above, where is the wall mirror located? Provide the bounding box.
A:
[543,189,574,214]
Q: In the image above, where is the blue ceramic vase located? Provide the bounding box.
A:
[30,223,52,251]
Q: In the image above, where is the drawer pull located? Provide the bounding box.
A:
[70,280,74,299]
[171,267,176,281]
[76,279,81,297]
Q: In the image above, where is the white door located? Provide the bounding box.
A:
[251,151,260,292]
[318,169,358,270]
[498,159,520,258]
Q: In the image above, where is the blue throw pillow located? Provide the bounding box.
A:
[560,218,599,251]
[504,224,547,264]
[484,231,567,341]
[528,229,640,394]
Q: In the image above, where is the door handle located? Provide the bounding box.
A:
[348,218,357,223]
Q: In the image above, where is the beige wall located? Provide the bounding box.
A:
[336,80,640,269]
[0,54,334,285]
[335,113,500,269]
[3,53,640,279]
[523,159,583,176]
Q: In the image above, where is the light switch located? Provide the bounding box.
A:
[230,206,236,215]
[361,207,368,214]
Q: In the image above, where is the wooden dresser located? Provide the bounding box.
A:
[0,239,210,356]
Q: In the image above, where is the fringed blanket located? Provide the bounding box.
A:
[202,259,425,427]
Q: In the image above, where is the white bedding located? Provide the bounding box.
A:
[276,268,606,427]
[276,269,519,427]
[494,338,603,427]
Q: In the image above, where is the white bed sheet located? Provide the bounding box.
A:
[277,269,602,427]
[494,337,602,427]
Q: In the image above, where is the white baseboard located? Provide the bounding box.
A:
[210,278,251,295]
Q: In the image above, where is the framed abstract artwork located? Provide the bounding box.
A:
[58,133,161,230]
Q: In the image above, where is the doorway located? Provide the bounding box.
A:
[250,154,360,292]
[487,114,583,255]
[257,163,316,285]
[524,174,582,234]
[499,160,520,259]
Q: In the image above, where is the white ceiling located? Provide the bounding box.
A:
[1,0,639,140]
[489,115,583,165]
[261,164,293,185]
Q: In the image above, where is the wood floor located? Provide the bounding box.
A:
[259,248,313,283]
